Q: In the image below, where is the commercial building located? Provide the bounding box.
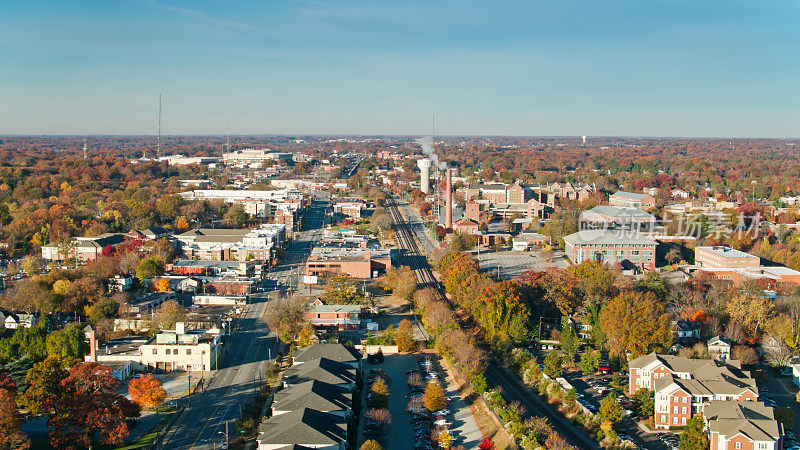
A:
[699,266,800,287]
[695,246,761,269]
[304,247,391,279]
[167,260,257,277]
[579,205,656,231]
[139,322,223,372]
[609,191,656,209]
[305,304,363,330]
[222,148,293,167]
[176,224,285,262]
[563,230,657,272]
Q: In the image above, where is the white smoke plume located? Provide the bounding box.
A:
[415,136,446,170]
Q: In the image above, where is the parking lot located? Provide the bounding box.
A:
[363,352,480,450]
[473,249,568,280]
[562,370,672,449]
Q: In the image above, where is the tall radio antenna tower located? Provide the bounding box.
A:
[226,121,231,152]
[82,137,87,159]
[157,93,162,158]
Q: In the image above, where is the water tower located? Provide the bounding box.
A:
[417,158,432,194]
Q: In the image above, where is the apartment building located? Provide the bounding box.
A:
[176,224,285,262]
[704,401,782,450]
[628,353,758,430]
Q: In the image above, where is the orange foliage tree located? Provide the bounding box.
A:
[45,362,140,448]
[128,374,167,409]
[153,278,171,292]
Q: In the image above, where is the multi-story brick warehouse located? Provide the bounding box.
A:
[629,353,758,430]
[563,230,657,272]
[695,246,761,269]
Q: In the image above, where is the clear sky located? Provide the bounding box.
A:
[1,0,798,137]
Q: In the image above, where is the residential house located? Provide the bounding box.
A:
[673,319,702,340]
[707,336,732,361]
[282,357,358,390]
[4,313,37,329]
[292,343,361,371]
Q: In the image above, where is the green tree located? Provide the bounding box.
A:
[20,357,70,415]
[679,415,709,450]
[579,351,600,375]
[774,407,795,429]
[632,388,654,419]
[543,352,563,378]
[472,373,487,395]
[321,275,364,305]
[135,258,164,284]
[86,299,119,324]
[151,299,187,331]
[598,394,622,424]
[559,319,578,363]
[45,324,88,360]
[565,387,577,404]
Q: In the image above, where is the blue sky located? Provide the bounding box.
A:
[1,0,797,136]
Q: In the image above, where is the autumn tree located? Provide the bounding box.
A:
[396,319,416,352]
[153,278,171,292]
[360,440,383,450]
[45,362,140,448]
[369,378,389,409]
[150,299,186,330]
[599,290,672,358]
[135,257,164,284]
[321,275,364,305]
[0,369,29,448]
[223,204,249,228]
[423,382,447,412]
[128,375,166,409]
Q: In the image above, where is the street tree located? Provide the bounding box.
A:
[679,415,709,450]
[128,375,166,409]
[423,382,447,412]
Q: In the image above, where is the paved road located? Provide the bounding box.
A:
[160,195,330,449]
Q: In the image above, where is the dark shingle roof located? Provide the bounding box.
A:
[257,408,346,447]
[273,380,351,412]
[293,343,361,364]
[283,358,357,386]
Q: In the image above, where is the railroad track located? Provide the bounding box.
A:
[385,194,597,450]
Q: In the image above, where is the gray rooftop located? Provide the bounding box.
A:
[257,408,346,447]
[563,230,657,246]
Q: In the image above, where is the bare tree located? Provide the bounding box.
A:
[763,334,793,367]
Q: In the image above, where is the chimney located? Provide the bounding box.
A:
[445,168,453,229]
[88,327,97,362]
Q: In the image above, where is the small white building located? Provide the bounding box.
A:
[707,335,732,361]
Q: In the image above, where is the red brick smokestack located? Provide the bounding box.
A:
[445,168,453,229]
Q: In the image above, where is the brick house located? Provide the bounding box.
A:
[453,218,480,235]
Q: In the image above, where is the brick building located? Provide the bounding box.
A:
[609,191,656,209]
[628,353,758,430]
[704,401,782,450]
[563,230,657,272]
[695,246,760,269]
